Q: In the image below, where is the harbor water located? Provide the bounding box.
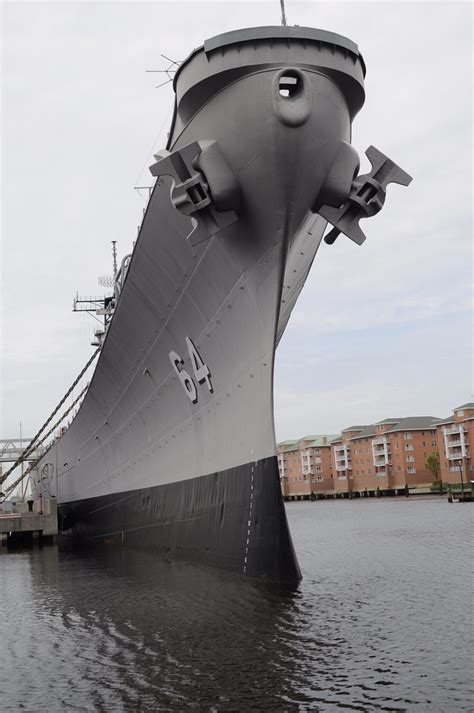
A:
[0,497,472,712]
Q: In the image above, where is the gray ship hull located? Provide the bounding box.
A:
[32,26,366,580]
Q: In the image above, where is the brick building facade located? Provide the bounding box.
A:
[277,435,337,499]
[331,417,441,496]
[436,403,474,486]
[278,415,444,498]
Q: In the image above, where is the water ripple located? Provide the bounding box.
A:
[0,498,472,711]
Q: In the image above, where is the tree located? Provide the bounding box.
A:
[426,452,442,493]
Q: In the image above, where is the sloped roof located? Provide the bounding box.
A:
[384,416,442,434]
[349,425,376,440]
[341,425,370,433]
[305,434,339,448]
[454,402,474,410]
[277,439,299,452]
[435,417,455,425]
[375,417,402,424]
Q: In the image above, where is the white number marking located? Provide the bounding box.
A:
[169,338,213,403]
[186,337,213,393]
[169,350,197,404]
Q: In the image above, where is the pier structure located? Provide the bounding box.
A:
[0,497,58,546]
[0,438,45,465]
[0,437,46,500]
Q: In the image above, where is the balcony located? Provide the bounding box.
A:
[444,425,462,436]
[446,439,462,447]
[448,451,470,461]
[373,446,391,456]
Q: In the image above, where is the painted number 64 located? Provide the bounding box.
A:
[169,337,213,404]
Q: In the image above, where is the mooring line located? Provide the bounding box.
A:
[0,347,99,486]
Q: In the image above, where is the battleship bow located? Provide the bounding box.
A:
[32,26,410,581]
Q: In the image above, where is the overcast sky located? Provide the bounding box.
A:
[1,1,472,447]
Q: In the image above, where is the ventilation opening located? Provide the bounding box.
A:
[279,73,301,98]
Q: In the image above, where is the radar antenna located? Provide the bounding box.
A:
[98,275,115,288]
[112,240,117,277]
[98,240,118,286]
[146,54,182,89]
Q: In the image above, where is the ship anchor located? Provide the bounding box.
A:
[319,145,413,246]
[150,140,241,247]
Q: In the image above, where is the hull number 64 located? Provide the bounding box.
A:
[169,337,213,404]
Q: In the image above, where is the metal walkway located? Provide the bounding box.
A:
[0,439,45,464]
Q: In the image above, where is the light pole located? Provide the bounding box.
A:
[458,458,464,493]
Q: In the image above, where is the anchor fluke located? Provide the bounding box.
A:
[320,146,413,246]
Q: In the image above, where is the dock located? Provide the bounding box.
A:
[0,497,58,546]
[447,487,473,503]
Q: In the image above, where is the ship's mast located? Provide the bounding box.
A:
[112,240,118,278]
[280,0,287,26]
[74,240,117,343]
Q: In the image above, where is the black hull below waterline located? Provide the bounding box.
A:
[58,457,301,581]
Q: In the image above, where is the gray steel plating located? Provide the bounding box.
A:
[32,26,371,579]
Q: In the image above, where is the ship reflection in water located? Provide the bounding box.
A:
[1,499,472,712]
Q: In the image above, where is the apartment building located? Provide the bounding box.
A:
[331,425,374,494]
[436,403,474,485]
[332,417,442,495]
[277,435,338,499]
[277,440,300,498]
